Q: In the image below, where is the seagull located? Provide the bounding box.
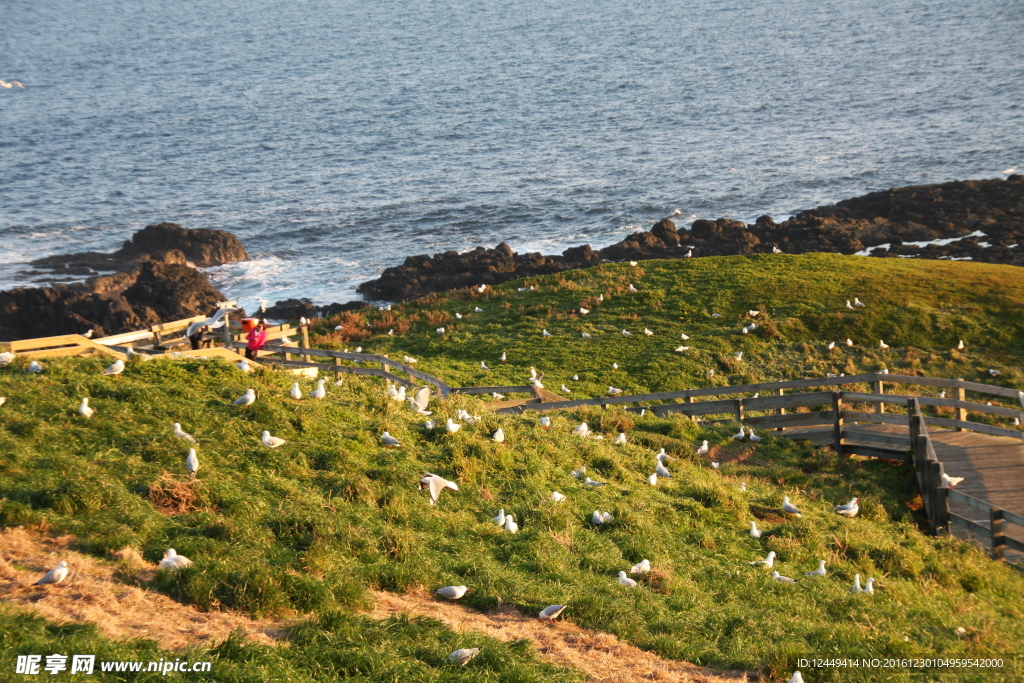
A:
[850,574,863,593]
[560,383,571,393]
[655,462,671,478]
[772,245,783,254]
[0,352,15,365]
[475,307,484,313]
[614,432,626,445]
[628,284,638,293]
[584,477,606,487]
[500,352,507,362]
[419,473,459,505]
[696,440,709,455]
[184,306,239,339]
[771,571,797,583]
[572,466,586,479]
[449,648,481,666]
[608,386,623,395]
[686,249,693,258]
[854,298,865,307]
[629,261,638,266]
[235,359,251,372]
[675,345,691,352]
[580,307,590,315]
[407,386,431,415]
[644,328,654,336]
[261,430,286,447]
[732,426,746,440]
[941,473,964,488]
[621,329,631,336]
[538,605,567,621]
[0,397,6,407]
[939,390,947,399]
[103,359,125,376]
[456,312,464,320]
[990,369,1001,376]
[846,300,855,311]
[629,559,651,575]
[290,383,303,400]
[446,418,461,434]
[27,361,43,373]
[739,482,747,491]
[581,333,592,339]
[597,294,604,302]
[572,422,589,437]
[552,491,567,502]
[35,560,69,586]
[734,351,743,361]
[401,355,418,365]
[173,423,196,443]
[957,339,965,350]
[437,327,446,335]
[78,398,95,418]
[617,571,638,588]
[656,448,674,462]
[711,462,720,469]
[834,497,859,517]
[711,312,721,318]
[863,578,876,594]
[381,431,400,447]
[591,511,611,525]
[310,379,326,399]
[879,340,890,350]
[679,333,690,341]
[234,388,256,406]
[782,496,802,517]
[335,325,344,331]
[750,551,776,567]
[160,549,193,570]
[741,326,749,335]
[0,80,26,89]
[477,284,487,293]
[846,339,854,346]
[748,310,759,317]
[185,449,199,479]
[386,384,407,402]
[542,329,552,337]
[788,672,805,683]
[647,473,658,485]
[827,341,835,350]
[492,428,505,443]
[503,514,519,533]
[539,416,551,430]
[748,521,762,539]
[612,362,619,370]
[749,429,762,442]
[805,561,827,577]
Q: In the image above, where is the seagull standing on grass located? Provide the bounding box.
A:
[446,418,461,434]
[381,432,400,447]
[103,359,125,376]
[449,649,481,666]
[35,561,69,586]
[160,549,193,570]
[572,422,589,437]
[696,440,709,455]
[408,387,432,415]
[78,398,95,418]
[655,461,672,478]
[834,497,859,517]
[805,561,827,577]
[591,511,613,525]
[854,298,865,307]
[28,361,43,373]
[262,430,286,448]
[771,571,797,583]
[782,496,802,517]
[492,428,505,443]
[750,551,776,568]
[542,329,552,337]
[185,449,200,479]
[552,491,567,502]
[310,379,326,399]
[539,416,551,430]
[879,340,890,350]
[732,426,746,440]
[748,521,762,539]
[503,514,519,533]
[614,432,626,445]
[290,383,303,400]
[630,559,651,575]
[234,388,256,406]
[419,473,459,505]
[749,429,762,442]
[539,605,566,621]
[436,585,467,600]
[173,423,196,443]
[617,571,638,588]
[850,574,864,593]
[788,673,805,683]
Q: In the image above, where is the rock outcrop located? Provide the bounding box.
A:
[358,176,1024,301]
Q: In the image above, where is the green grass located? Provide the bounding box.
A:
[3,254,1024,682]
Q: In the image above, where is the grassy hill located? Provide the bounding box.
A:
[3,254,1024,682]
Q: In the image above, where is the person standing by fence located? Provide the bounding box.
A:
[245,321,267,360]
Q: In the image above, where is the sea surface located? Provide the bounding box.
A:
[2,0,1022,310]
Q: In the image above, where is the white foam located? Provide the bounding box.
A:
[854,230,987,256]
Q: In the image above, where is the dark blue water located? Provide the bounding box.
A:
[2,0,1022,308]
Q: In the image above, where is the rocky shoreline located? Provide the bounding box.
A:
[2,177,1022,339]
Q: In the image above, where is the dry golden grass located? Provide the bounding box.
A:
[368,589,750,683]
[0,527,288,649]
[147,472,201,515]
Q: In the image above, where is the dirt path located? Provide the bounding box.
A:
[0,526,287,649]
[371,589,751,683]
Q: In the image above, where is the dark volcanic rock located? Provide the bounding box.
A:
[0,261,229,341]
[262,298,370,321]
[119,222,248,267]
[356,176,1024,301]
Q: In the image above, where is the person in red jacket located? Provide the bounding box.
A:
[245,321,267,360]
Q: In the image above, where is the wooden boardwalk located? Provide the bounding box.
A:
[793,423,1024,560]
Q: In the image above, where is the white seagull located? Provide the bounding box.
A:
[404,355,418,364]
[614,432,626,445]
[551,491,567,503]
[290,383,303,400]
[103,359,125,376]
[629,559,651,575]
[235,359,251,372]
[771,571,797,583]
[644,328,654,336]
[612,362,619,370]
[492,428,505,443]
[805,561,827,577]
[782,496,802,517]
[160,549,193,570]
[437,327,446,335]
[628,284,638,293]
[748,521,762,539]
[35,561,69,586]
[561,384,571,393]
[234,388,256,406]
[173,423,196,443]
[957,339,965,350]
[732,426,746,440]
[185,448,200,479]
[503,514,519,533]
[500,352,507,362]
[580,307,590,315]
[584,477,606,487]
[474,307,484,313]
[696,440,709,455]
[538,605,567,621]
[846,338,854,346]
[647,473,658,485]
[621,329,631,336]
[381,432,400,447]
[27,361,43,373]
[655,461,671,478]
[749,429,762,442]
[446,418,461,434]
[449,648,481,666]
[581,333,592,339]
[481,361,491,371]
[941,472,965,488]
[542,329,552,337]
[834,497,859,517]
[879,340,890,350]
[311,379,327,399]
[591,511,613,525]
[750,551,776,567]
[419,473,459,505]
[262,430,286,448]
[850,574,863,593]
[854,298,865,307]
[539,416,552,430]
[789,673,805,683]
[846,300,855,311]
[617,571,638,588]
[572,422,589,437]
[78,398,95,418]
[675,345,690,352]
[608,386,623,395]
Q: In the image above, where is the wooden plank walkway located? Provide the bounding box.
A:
[790,423,1024,561]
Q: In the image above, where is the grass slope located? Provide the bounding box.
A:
[2,254,1024,682]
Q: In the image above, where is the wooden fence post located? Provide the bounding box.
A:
[991,507,1006,561]
[832,391,844,454]
[221,312,232,347]
[301,325,310,362]
[927,461,949,535]
[735,399,744,423]
[874,379,885,414]
[776,388,786,431]
[955,379,966,431]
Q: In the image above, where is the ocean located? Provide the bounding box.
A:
[2,0,1022,310]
